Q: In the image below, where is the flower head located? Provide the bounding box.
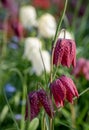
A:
[6,16,23,38]
[20,6,37,28]
[23,37,42,60]
[53,38,76,67]
[50,75,79,108]
[25,89,53,120]
[72,58,89,80]
[32,0,50,9]
[38,13,56,38]
[31,50,50,76]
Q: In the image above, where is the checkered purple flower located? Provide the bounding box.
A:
[50,75,79,108]
[25,89,54,120]
[53,38,76,67]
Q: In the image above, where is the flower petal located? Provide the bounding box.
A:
[69,40,76,67]
[37,89,53,118]
[53,39,64,66]
[50,79,66,107]
[53,38,76,68]
[61,40,71,67]
[51,83,63,107]
[59,75,75,96]
[25,92,40,120]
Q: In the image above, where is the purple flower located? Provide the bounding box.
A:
[72,58,89,80]
[25,91,40,120]
[53,38,76,67]
[15,114,22,121]
[37,89,54,118]
[5,16,23,38]
[1,0,18,15]
[50,75,79,108]
[25,89,53,120]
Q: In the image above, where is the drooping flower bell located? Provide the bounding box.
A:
[53,38,76,67]
[37,89,54,118]
[72,58,89,80]
[25,91,40,120]
[25,89,53,120]
[50,75,79,108]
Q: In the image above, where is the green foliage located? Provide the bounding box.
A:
[0,0,89,130]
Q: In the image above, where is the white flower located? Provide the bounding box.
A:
[19,6,37,28]
[31,50,50,76]
[38,13,56,38]
[58,30,74,39]
[24,37,42,60]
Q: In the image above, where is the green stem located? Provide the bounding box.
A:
[53,0,68,45]
[70,104,76,129]
[3,89,20,130]
[50,118,54,130]
[41,111,46,130]
[10,69,27,130]
[20,79,27,130]
[39,49,47,87]
[73,87,89,100]
[2,15,8,58]
[49,0,68,130]
[50,0,68,83]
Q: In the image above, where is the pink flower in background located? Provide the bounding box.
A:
[50,75,79,108]
[53,38,76,67]
[83,61,89,80]
[1,0,18,15]
[72,58,89,80]
[25,89,53,120]
[9,17,23,38]
[1,0,23,39]
[32,0,50,9]
[4,16,23,39]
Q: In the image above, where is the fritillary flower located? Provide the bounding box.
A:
[72,58,89,80]
[37,89,54,118]
[50,75,79,108]
[53,38,76,67]
[25,91,41,120]
[25,89,53,120]
[4,16,23,39]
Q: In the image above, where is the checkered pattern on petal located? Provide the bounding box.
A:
[60,75,79,102]
[37,89,54,118]
[53,38,76,68]
[50,79,66,107]
[53,39,64,66]
[25,91,41,120]
[50,75,79,107]
[61,40,71,67]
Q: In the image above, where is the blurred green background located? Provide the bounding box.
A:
[0,0,89,130]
